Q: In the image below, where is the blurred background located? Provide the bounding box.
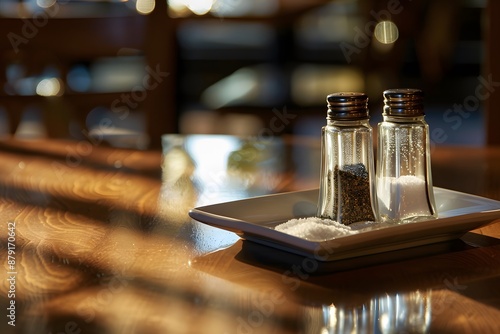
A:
[0,0,493,148]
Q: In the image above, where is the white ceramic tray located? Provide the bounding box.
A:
[189,188,500,261]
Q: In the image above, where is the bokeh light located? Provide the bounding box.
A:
[168,0,214,16]
[36,0,56,9]
[36,78,63,97]
[136,0,155,15]
[374,21,399,44]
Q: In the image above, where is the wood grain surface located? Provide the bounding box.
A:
[0,137,499,334]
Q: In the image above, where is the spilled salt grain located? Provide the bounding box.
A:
[275,217,358,242]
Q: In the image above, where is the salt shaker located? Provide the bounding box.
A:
[376,88,437,223]
[317,92,377,225]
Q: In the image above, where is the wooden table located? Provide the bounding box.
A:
[0,136,499,333]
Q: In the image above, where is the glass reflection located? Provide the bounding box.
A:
[160,134,285,254]
[183,134,244,204]
[307,290,431,334]
[161,134,285,207]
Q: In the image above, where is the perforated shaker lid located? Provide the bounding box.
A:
[326,92,369,120]
[383,88,424,116]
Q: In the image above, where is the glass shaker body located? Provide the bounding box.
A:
[317,93,377,225]
[376,89,437,224]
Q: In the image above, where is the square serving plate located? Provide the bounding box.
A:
[188,188,500,261]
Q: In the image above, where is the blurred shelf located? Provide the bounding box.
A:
[0,16,149,60]
[0,1,175,148]
[0,0,141,18]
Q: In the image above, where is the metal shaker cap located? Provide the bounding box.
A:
[327,92,369,120]
[383,88,424,116]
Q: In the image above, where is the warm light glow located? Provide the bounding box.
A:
[168,0,190,17]
[136,0,155,15]
[291,65,364,106]
[201,67,259,109]
[186,0,213,15]
[168,0,278,17]
[374,21,399,44]
[327,304,338,328]
[36,0,57,9]
[36,78,63,97]
[168,0,214,16]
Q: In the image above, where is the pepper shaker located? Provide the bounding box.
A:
[317,92,377,225]
[376,88,437,223]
